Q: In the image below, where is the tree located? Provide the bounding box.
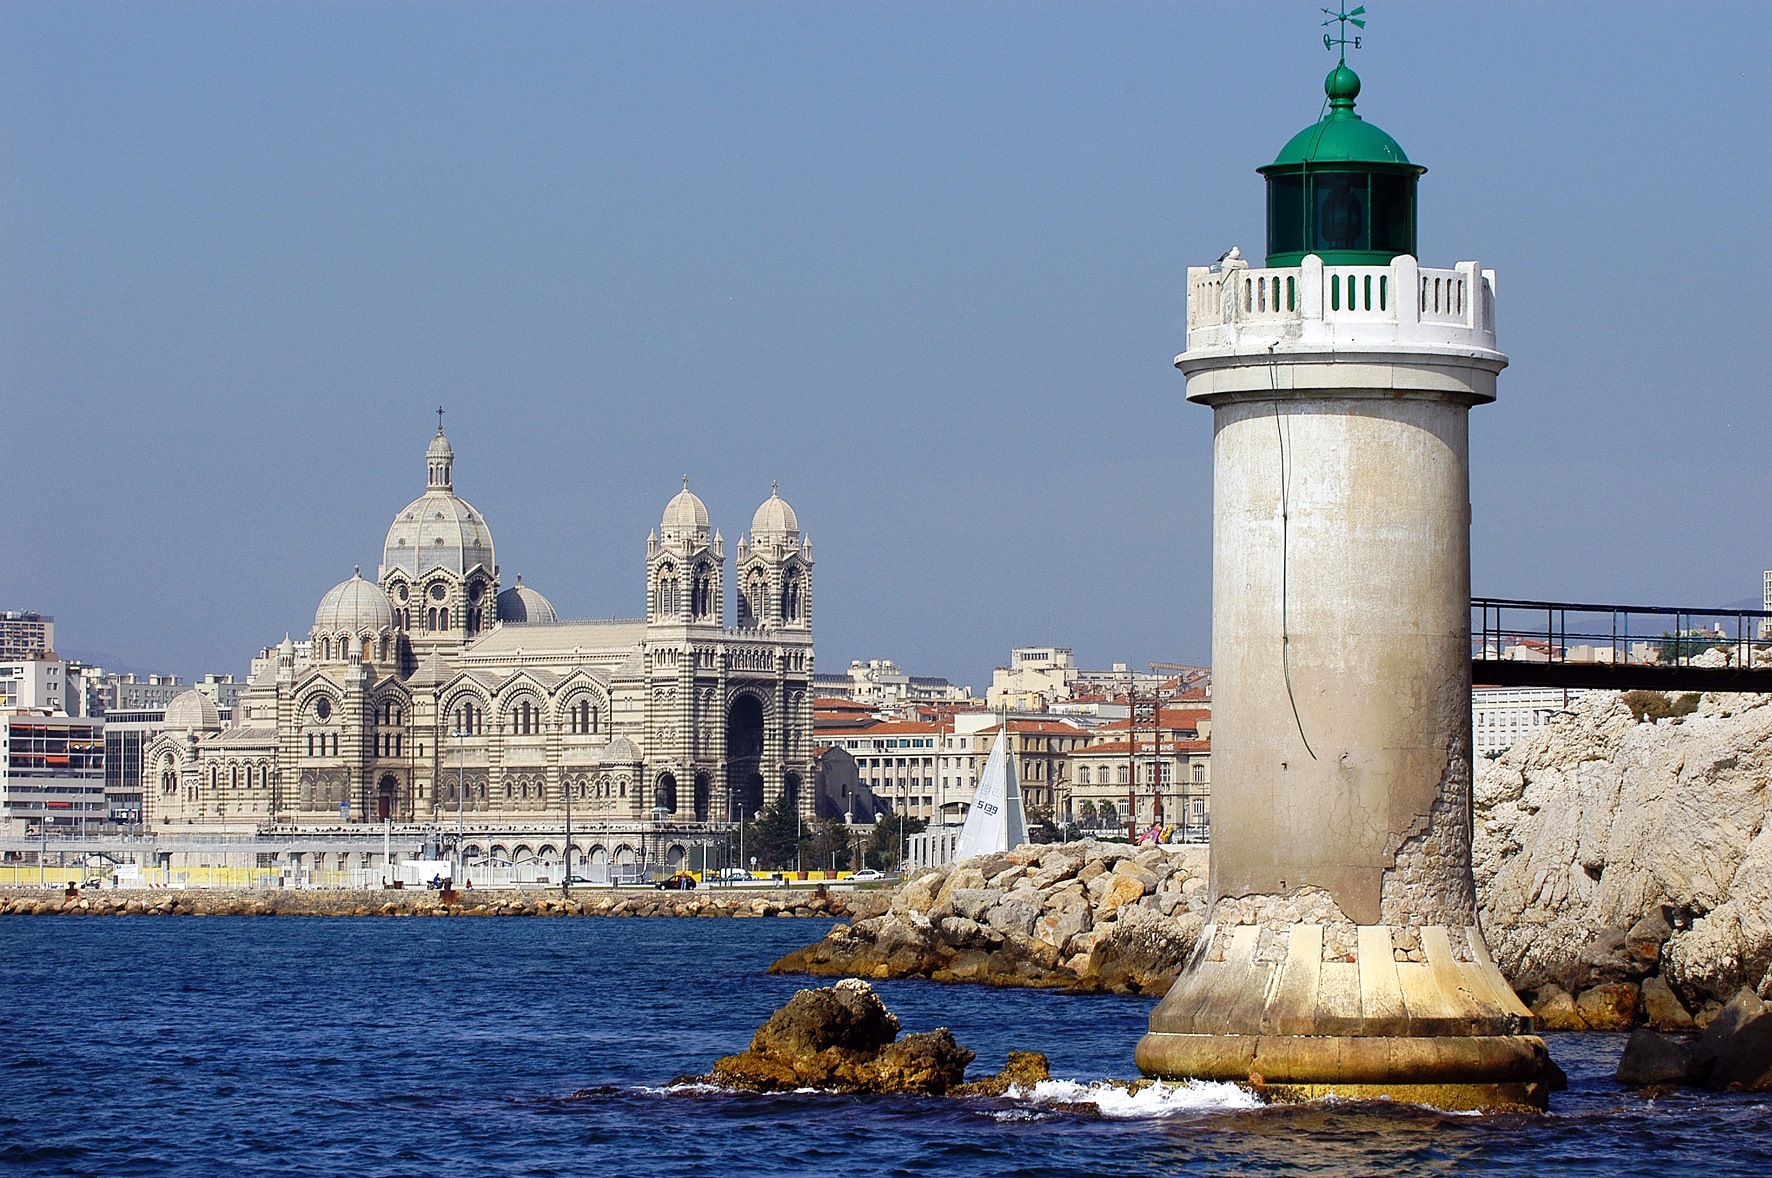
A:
[749,797,804,870]
[1025,803,1059,845]
[864,812,927,872]
[1096,800,1119,828]
[1655,630,1724,666]
[1076,800,1099,829]
[809,815,854,872]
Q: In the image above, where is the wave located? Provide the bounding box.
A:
[1004,1078,1264,1117]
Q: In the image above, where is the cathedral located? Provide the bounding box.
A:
[143,425,816,869]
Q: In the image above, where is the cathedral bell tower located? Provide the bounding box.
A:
[1135,22,1558,1111]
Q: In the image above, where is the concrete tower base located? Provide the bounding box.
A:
[1136,917,1555,1111]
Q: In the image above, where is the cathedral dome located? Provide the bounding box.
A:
[382,429,496,577]
[163,689,222,732]
[496,577,558,625]
[383,494,496,577]
[750,486,799,539]
[599,735,642,764]
[661,481,710,536]
[314,570,396,632]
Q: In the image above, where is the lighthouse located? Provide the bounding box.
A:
[1135,34,1558,1110]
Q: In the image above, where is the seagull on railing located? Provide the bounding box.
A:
[1217,245,1241,264]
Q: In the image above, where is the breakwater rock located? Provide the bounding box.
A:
[1475,688,1772,1027]
[770,842,1208,994]
[696,978,1050,1096]
[0,887,848,920]
[1615,986,1772,1091]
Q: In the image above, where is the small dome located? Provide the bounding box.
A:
[427,429,455,461]
[661,481,710,536]
[314,571,396,632]
[496,578,558,625]
[1267,65,1416,169]
[599,735,642,764]
[750,485,800,538]
[163,689,222,731]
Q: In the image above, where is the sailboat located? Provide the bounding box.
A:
[954,725,1028,859]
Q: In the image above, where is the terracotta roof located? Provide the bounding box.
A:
[1074,738,1210,756]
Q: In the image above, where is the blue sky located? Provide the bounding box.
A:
[2,2,1767,690]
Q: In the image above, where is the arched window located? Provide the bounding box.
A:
[692,564,713,618]
[658,568,679,615]
[452,701,481,736]
[781,575,801,622]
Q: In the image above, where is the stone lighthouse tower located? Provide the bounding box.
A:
[1134,48,1557,1110]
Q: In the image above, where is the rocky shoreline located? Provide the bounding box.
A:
[771,842,1207,995]
[771,691,1772,1034]
[0,886,849,919]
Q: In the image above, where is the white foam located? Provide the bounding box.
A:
[1006,1078,1264,1117]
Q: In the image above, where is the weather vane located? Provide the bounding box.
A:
[1321,5,1366,63]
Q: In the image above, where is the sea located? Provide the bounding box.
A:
[2,915,1767,1176]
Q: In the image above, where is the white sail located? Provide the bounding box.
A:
[955,727,1027,860]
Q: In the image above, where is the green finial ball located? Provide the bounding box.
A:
[1325,63,1361,106]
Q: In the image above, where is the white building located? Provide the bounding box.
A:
[1472,686,1596,757]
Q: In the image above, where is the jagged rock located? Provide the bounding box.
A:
[771,840,1207,994]
[1475,690,1772,1011]
[705,980,973,1094]
[951,1051,1052,1097]
[1641,975,1697,1031]
[1616,1028,1694,1086]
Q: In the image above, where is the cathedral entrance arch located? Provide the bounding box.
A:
[655,773,678,815]
[377,774,397,820]
[725,694,765,821]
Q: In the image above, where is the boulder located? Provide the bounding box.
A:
[1530,984,1587,1031]
[1615,1028,1694,1086]
[1690,988,1772,1092]
[1575,982,1640,1030]
[1641,975,1697,1031]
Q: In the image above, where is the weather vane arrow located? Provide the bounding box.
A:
[1322,5,1366,62]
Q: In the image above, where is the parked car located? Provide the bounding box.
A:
[655,872,698,890]
[848,869,886,882]
[562,875,594,886]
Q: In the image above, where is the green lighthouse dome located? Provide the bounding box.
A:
[1259,63,1425,267]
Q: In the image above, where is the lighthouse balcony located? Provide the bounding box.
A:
[1185,254,1497,356]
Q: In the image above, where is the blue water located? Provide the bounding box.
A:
[1,917,1767,1176]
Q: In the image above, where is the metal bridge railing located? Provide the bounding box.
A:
[1472,597,1772,692]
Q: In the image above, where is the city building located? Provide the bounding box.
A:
[1,712,105,835]
[1471,686,1594,757]
[0,611,54,661]
[142,425,818,876]
[0,660,66,712]
[811,659,974,710]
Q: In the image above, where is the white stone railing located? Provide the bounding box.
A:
[1184,254,1497,354]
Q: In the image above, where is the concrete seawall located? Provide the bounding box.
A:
[0,886,851,919]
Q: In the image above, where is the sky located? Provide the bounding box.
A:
[2,2,1768,691]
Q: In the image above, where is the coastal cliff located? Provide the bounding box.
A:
[1474,689,1772,1026]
